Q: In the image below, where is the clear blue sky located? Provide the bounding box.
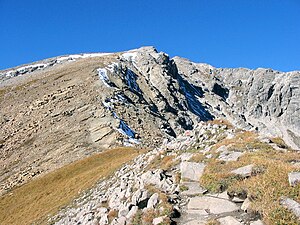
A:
[0,0,299,72]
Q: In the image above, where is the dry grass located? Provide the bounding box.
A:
[201,142,300,224]
[271,137,289,149]
[206,219,221,225]
[189,153,207,163]
[208,119,234,129]
[147,154,179,171]
[0,147,141,225]
[108,209,119,222]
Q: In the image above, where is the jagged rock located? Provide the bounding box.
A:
[187,196,239,214]
[126,206,138,219]
[180,162,206,181]
[99,214,108,225]
[280,197,300,219]
[218,216,242,225]
[232,164,254,178]
[147,193,159,209]
[288,172,300,186]
[241,198,251,212]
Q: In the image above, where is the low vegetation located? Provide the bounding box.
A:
[200,133,300,225]
[0,147,141,225]
[146,153,179,171]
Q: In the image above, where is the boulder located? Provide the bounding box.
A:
[147,193,159,209]
[180,162,206,181]
[280,197,300,219]
[231,164,254,178]
[187,196,239,214]
[288,172,300,186]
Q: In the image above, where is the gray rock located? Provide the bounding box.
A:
[241,198,251,212]
[231,164,254,178]
[180,162,206,181]
[147,193,159,209]
[288,172,300,186]
[218,216,242,225]
[181,182,207,196]
[126,206,138,219]
[99,214,108,225]
[218,151,243,162]
[280,197,300,219]
[187,196,239,214]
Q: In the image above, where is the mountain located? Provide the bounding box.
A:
[0,47,299,225]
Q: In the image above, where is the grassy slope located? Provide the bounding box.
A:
[0,147,141,225]
[199,131,300,224]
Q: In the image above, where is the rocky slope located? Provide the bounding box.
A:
[0,47,299,224]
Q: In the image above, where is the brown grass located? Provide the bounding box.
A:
[189,153,207,163]
[147,154,179,171]
[271,137,289,149]
[209,119,234,129]
[201,144,300,224]
[0,147,141,225]
[211,131,273,155]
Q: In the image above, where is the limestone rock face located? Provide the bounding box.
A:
[173,57,300,150]
[0,46,299,195]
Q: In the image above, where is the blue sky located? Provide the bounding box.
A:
[0,0,299,71]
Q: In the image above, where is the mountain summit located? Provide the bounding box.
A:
[0,47,300,224]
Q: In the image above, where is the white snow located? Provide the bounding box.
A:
[3,63,48,78]
[122,52,137,62]
[1,52,113,80]
[56,53,112,63]
[97,68,113,88]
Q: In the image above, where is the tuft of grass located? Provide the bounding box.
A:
[108,209,118,222]
[271,137,289,149]
[189,153,206,163]
[206,219,221,225]
[208,119,233,129]
[180,185,189,192]
[147,154,179,171]
[0,147,141,225]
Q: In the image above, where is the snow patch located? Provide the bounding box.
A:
[122,52,137,62]
[56,53,112,63]
[97,68,113,88]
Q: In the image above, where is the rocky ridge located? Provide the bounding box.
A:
[0,46,300,224]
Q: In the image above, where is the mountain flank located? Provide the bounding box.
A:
[0,47,299,224]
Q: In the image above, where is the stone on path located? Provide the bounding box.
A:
[180,162,206,181]
[288,172,300,186]
[181,182,207,196]
[218,216,242,225]
[187,196,239,214]
[231,164,254,178]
